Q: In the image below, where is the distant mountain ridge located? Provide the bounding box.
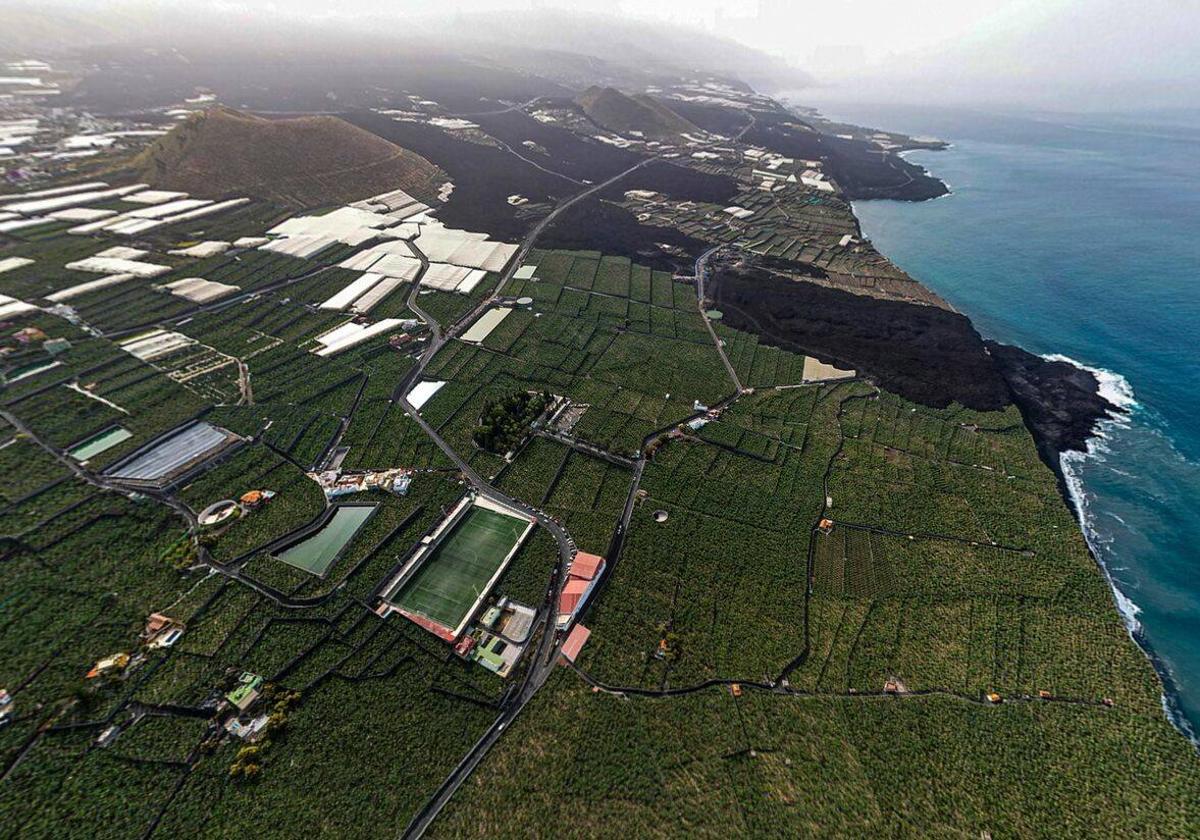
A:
[127,106,445,208]
[574,87,701,142]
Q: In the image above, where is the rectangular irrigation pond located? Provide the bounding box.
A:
[391,504,533,635]
[68,426,133,462]
[274,504,376,576]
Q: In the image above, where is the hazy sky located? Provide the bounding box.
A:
[402,0,1200,110]
[39,0,1200,110]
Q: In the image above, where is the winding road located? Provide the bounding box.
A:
[398,155,668,839]
[402,137,765,836]
[0,408,199,529]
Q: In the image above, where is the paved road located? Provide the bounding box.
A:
[694,245,744,393]
[492,137,583,185]
[0,408,198,528]
[534,429,637,469]
[398,152,676,839]
[734,109,758,141]
[391,242,439,401]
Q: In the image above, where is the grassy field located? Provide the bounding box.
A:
[393,505,531,631]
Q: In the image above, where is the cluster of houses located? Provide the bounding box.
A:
[453,598,538,678]
[308,467,413,499]
[222,671,271,742]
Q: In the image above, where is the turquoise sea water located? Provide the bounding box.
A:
[804,102,1200,739]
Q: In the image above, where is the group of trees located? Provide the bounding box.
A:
[472,389,552,454]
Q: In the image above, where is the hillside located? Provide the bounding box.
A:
[575,86,700,141]
[128,106,445,208]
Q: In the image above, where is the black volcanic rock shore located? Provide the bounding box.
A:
[709,262,1118,469]
[986,342,1121,460]
[709,262,1011,410]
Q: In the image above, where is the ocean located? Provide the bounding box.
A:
[795,101,1200,739]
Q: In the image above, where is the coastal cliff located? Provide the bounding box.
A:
[986,342,1121,462]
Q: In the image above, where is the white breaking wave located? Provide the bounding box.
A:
[1053,357,1196,743]
[1053,354,1143,636]
[1043,353,1138,416]
[1060,448,1144,630]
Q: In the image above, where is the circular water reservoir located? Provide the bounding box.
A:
[198,499,239,526]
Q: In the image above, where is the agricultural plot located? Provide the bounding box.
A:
[479,306,533,353]
[696,419,780,462]
[588,333,727,413]
[0,433,70,501]
[5,348,211,472]
[2,533,499,840]
[774,388,1164,707]
[577,385,852,688]
[259,406,342,468]
[495,527,560,608]
[145,654,496,839]
[181,444,326,562]
[436,670,1200,838]
[494,436,572,505]
[0,499,189,714]
[419,293,723,462]
[717,324,810,388]
[428,308,687,457]
[414,277,495,331]
[0,422,500,833]
[340,401,449,471]
[829,392,1079,557]
[324,351,425,468]
[541,451,630,552]
[811,527,1060,600]
[0,475,95,542]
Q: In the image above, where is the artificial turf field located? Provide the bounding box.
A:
[393,505,530,631]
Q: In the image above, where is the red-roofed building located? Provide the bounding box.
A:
[556,550,607,626]
[569,551,604,581]
[143,613,172,637]
[560,624,591,664]
[558,578,590,617]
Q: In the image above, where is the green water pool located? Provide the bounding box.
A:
[68,426,133,462]
[275,504,375,576]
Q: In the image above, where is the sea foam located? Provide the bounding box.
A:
[1053,354,1199,744]
[1051,355,1143,633]
[1043,353,1138,416]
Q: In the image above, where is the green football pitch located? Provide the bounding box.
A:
[393,505,529,631]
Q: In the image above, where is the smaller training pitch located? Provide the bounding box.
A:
[394,506,529,632]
